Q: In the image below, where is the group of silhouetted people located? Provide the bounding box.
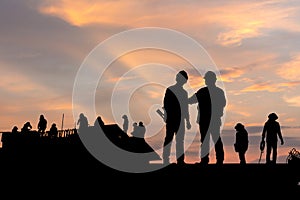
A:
[233,112,284,165]
[74,70,285,166]
[12,70,285,166]
[161,70,226,165]
[11,114,59,138]
[160,70,284,166]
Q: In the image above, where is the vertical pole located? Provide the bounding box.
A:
[61,113,64,130]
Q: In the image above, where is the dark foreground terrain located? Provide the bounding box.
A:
[0,126,299,197]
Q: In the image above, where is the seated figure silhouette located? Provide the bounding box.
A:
[37,114,47,137]
[49,123,58,139]
[12,126,19,134]
[21,122,32,134]
[234,123,249,165]
[131,121,146,138]
[130,122,138,137]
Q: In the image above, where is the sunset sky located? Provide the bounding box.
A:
[1,0,300,164]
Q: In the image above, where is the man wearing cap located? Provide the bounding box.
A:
[189,71,226,165]
[162,70,191,165]
[261,112,284,164]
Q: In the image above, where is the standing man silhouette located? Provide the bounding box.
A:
[189,71,226,165]
[261,112,284,164]
[162,70,191,165]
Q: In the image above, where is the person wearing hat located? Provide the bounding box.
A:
[261,112,284,164]
[234,123,249,164]
[162,70,191,165]
[188,71,226,165]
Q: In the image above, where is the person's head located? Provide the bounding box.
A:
[139,121,144,127]
[25,122,32,129]
[40,115,44,120]
[12,126,18,132]
[268,113,278,121]
[234,123,244,131]
[204,71,217,87]
[52,123,56,127]
[122,115,128,119]
[176,70,188,85]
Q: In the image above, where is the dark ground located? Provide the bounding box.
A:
[0,129,299,198]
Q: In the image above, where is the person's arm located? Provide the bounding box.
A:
[184,92,191,130]
[188,93,198,104]
[262,123,267,141]
[163,89,170,122]
[277,123,284,145]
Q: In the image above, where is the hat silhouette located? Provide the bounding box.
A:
[234,123,244,130]
[268,113,278,120]
[204,71,217,80]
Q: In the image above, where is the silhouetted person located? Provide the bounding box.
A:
[12,126,19,134]
[49,123,58,139]
[122,115,129,134]
[234,123,249,165]
[261,113,284,164]
[131,122,138,137]
[94,116,105,129]
[21,121,32,134]
[189,71,226,165]
[37,114,47,137]
[162,70,191,165]
[138,122,146,138]
[77,113,88,134]
[131,121,146,138]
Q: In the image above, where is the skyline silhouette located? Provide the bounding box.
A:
[0,109,298,165]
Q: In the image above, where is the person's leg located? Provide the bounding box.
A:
[266,143,272,164]
[200,123,210,164]
[239,151,246,164]
[211,119,224,164]
[175,120,185,164]
[272,142,278,164]
[162,123,175,164]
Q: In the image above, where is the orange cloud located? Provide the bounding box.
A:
[241,81,300,93]
[146,90,164,99]
[277,54,300,81]
[217,26,262,47]
[0,69,46,93]
[188,74,205,89]
[226,103,252,117]
[38,0,300,44]
[284,118,297,123]
[39,0,130,26]
[220,67,245,82]
[283,95,300,107]
[242,82,279,92]
[213,1,300,46]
